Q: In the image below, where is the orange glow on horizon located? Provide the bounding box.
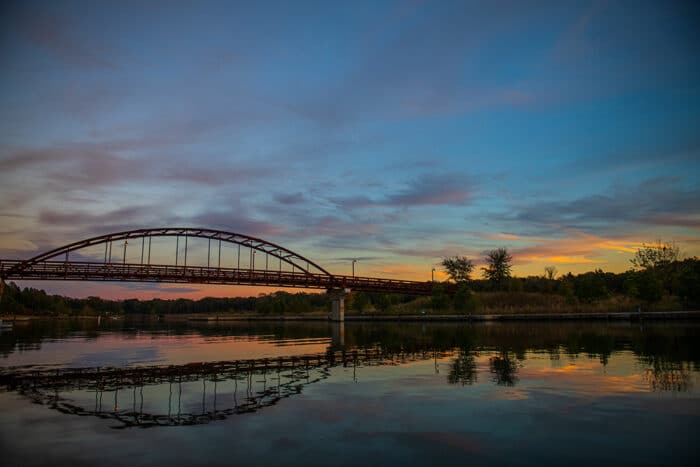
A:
[520,255,604,264]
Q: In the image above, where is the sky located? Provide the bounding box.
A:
[1,0,699,299]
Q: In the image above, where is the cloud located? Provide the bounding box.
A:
[330,174,476,208]
[385,244,483,261]
[507,232,647,269]
[3,206,162,254]
[2,205,290,260]
[38,206,152,228]
[500,178,700,234]
[10,9,117,70]
[273,192,306,205]
[111,283,202,294]
[480,233,521,241]
[291,1,543,127]
[559,137,700,179]
[182,211,287,238]
[0,143,275,209]
[389,175,475,205]
[332,256,383,262]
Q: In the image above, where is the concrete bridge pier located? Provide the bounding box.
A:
[330,296,344,322]
[329,288,350,322]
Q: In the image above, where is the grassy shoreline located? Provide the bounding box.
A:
[181,309,700,321]
[3,309,699,322]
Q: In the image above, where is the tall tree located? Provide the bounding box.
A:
[441,256,475,283]
[630,241,680,269]
[544,265,558,280]
[482,247,513,288]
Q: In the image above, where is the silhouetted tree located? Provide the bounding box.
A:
[482,248,513,289]
[573,269,609,302]
[544,265,558,280]
[631,241,680,270]
[677,258,700,306]
[441,256,475,283]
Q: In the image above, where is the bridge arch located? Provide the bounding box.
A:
[9,227,332,276]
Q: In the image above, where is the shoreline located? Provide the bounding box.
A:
[3,310,699,322]
[187,310,700,322]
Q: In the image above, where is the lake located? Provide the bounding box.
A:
[1,318,698,466]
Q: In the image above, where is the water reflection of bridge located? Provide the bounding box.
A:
[1,325,694,429]
[0,348,449,429]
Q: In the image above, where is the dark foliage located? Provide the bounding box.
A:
[482,248,513,290]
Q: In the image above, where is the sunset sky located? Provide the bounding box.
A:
[1,0,699,299]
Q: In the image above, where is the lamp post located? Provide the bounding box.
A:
[431,267,435,282]
[122,240,128,264]
[352,259,358,277]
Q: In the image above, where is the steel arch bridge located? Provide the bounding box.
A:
[0,227,435,295]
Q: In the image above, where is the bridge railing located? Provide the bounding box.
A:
[0,260,436,295]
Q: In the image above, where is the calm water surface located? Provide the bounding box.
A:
[1,318,698,466]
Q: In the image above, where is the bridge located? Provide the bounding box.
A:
[0,228,441,320]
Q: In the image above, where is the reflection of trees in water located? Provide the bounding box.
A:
[447,348,522,387]
[448,350,478,386]
[5,320,700,371]
[489,351,521,387]
[341,322,700,374]
[641,358,693,392]
[4,320,699,407]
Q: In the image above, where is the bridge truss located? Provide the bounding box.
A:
[0,228,435,295]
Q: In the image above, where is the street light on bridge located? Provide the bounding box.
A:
[352,259,358,277]
[431,267,435,282]
[122,241,128,264]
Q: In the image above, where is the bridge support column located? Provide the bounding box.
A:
[329,289,350,322]
[331,297,344,322]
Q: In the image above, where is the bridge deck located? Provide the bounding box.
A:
[0,260,435,295]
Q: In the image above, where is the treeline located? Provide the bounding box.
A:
[1,259,698,317]
[427,241,700,313]
[425,257,700,313]
[466,257,699,302]
[0,285,336,316]
[0,282,422,316]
